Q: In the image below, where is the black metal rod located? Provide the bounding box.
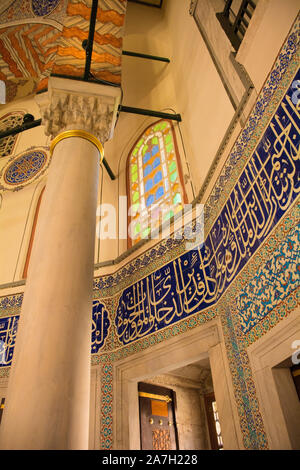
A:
[50,72,121,88]
[118,105,182,121]
[102,157,116,180]
[0,119,42,139]
[0,119,117,180]
[84,0,99,80]
[122,50,170,63]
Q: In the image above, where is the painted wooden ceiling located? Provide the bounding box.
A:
[0,0,126,102]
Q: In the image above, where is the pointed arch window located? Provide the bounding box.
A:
[127,120,187,246]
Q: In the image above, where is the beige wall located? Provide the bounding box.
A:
[100,0,237,261]
[237,0,300,93]
[163,0,235,194]
[0,97,48,285]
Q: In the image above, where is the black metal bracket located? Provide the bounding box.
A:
[0,116,117,180]
[118,105,181,121]
[0,115,42,139]
[83,0,98,80]
[122,50,170,63]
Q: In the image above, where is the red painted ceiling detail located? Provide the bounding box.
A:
[0,0,126,102]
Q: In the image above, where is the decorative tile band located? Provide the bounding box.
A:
[0,300,109,367]
[238,224,300,334]
[114,68,300,346]
[92,300,110,354]
[0,316,19,368]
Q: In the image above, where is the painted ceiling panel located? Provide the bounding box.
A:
[0,0,126,102]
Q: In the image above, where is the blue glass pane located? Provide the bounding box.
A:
[143,152,151,165]
[152,145,159,156]
[145,179,153,192]
[154,171,162,185]
[153,157,161,169]
[146,194,155,207]
[144,165,152,177]
[156,186,164,200]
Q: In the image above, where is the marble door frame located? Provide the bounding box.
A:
[113,317,243,450]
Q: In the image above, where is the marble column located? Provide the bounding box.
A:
[0,78,121,449]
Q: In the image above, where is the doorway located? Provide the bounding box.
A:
[138,358,223,450]
[138,382,178,450]
[115,320,241,449]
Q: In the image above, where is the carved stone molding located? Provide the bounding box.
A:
[35,77,121,143]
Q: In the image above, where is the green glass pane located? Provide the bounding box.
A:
[132,191,139,203]
[131,172,138,183]
[154,123,162,132]
[170,171,178,183]
[152,136,159,145]
[142,144,149,156]
[136,139,144,149]
[169,161,176,173]
[132,147,138,156]
[173,193,182,205]
[142,227,151,238]
[164,134,172,145]
[164,210,174,221]
[161,121,168,130]
[134,223,141,235]
[131,164,137,174]
[166,142,173,153]
[132,203,139,214]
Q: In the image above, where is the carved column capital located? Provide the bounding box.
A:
[35,77,121,143]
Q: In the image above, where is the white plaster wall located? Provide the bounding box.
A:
[237,0,300,93]
[163,0,235,194]
[0,96,49,285]
[99,0,236,262]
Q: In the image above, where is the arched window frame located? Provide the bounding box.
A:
[0,111,25,158]
[126,119,188,247]
[22,186,45,279]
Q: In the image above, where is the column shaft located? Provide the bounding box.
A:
[0,136,99,449]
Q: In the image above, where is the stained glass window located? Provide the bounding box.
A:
[128,120,186,245]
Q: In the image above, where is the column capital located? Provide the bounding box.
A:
[35,77,122,143]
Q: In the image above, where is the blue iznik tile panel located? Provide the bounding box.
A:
[92,300,110,354]
[238,224,300,333]
[0,301,109,367]
[115,69,300,345]
[0,316,19,367]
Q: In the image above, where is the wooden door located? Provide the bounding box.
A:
[204,392,223,450]
[138,382,178,450]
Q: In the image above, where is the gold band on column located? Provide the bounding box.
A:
[50,130,104,162]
